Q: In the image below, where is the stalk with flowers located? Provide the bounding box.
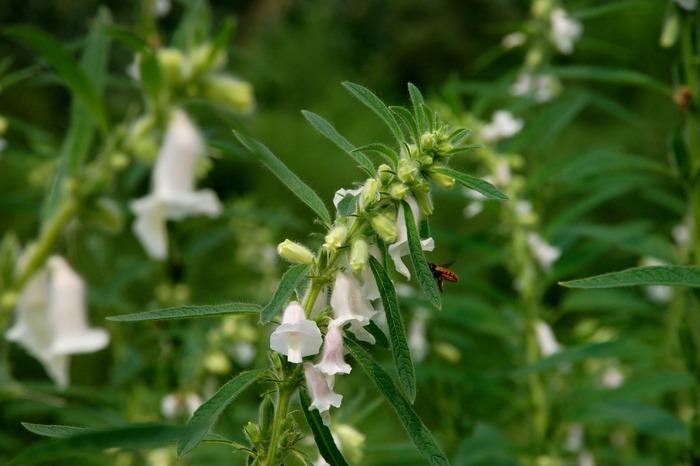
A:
[108,82,506,465]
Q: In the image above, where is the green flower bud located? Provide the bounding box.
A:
[397,159,420,184]
[428,170,455,189]
[660,13,680,48]
[388,183,409,200]
[258,395,275,435]
[204,351,232,374]
[189,42,227,78]
[109,152,130,171]
[202,75,256,114]
[420,132,436,151]
[371,213,397,243]
[277,239,315,265]
[361,178,379,208]
[157,48,186,86]
[378,164,394,183]
[244,421,262,444]
[413,189,434,216]
[400,143,419,160]
[323,225,348,252]
[350,238,369,276]
[418,154,433,166]
[0,116,8,133]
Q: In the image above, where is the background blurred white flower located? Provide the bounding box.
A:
[480,111,524,143]
[131,110,223,259]
[550,8,583,54]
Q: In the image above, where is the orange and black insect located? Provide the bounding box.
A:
[428,262,459,293]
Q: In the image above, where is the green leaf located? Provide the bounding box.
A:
[336,193,357,216]
[369,256,416,402]
[402,200,441,310]
[39,10,111,223]
[433,166,508,200]
[4,25,109,135]
[107,302,262,322]
[96,24,150,52]
[407,82,427,132]
[353,142,399,165]
[301,110,374,175]
[366,320,390,349]
[542,66,672,95]
[342,81,404,143]
[9,424,190,465]
[447,127,471,144]
[22,424,94,439]
[560,266,700,289]
[260,264,311,323]
[178,369,267,456]
[234,131,332,225]
[390,106,421,146]
[139,50,166,108]
[299,389,350,466]
[345,338,449,466]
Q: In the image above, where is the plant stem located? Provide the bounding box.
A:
[262,377,295,466]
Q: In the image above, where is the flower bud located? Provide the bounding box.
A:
[378,164,394,183]
[277,239,315,264]
[418,154,433,166]
[421,132,436,151]
[400,143,419,160]
[244,422,262,444]
[361,178,379,208]
[349,238,369,275]
[189,42,227,77]
[388,183,409,200]
[397,159,420,184]
[323,225,348,253]
[202,75,256,114]
[157,47,186,86]
[413,189,434,216]
[370,213,398,243]
[428,170,455,189]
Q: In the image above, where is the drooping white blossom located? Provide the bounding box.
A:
[6,256,110,388]
[510,73,560,102]
[502,32,527,49]
[526,232,561,271]
[388,196,435,279]
[480,111,524,143]
[535,320,562,357]
[161,391,203,419]
[676,0,698,11]
[640,257,673,303]
[601,365,625,389]
[330,272,376,343]
[550,8,583,54]
[315,323,352,375]
[408,312,429,362]
[131,110,223,259]
[154,0,171,17]
[304,362,342,426]
[269,301,323,363]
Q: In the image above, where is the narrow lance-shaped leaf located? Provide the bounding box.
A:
[4,26,109,135]
[390,106,421,147]
[353,142,399,165]
[369,256,416,402]
[345,338,449,466]
[22,424,94,439]
[560,266,700,289]
[433,166,508,200]
[403,200,441,310]
[260,264,311,323]
[108,302,262,322]
[234,131,332,225]
[407,83,427,132]
[301,110,375,175]
[342,81,405,144]
[299,389,350,466]
[178,369,267,456]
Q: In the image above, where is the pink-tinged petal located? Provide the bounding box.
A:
[315,324,351,375]
[269,301,323,363]
[304,362,342,426]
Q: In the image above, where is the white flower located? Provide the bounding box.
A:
[550,8,583,54]
[333,187,363,211]
[641,257,673,303]
[330,272,376,343]
[131,110,223,259]
[388,196,435,279]
[304,362,342,426]
[269,301,323,363]
[579,450,596,466]
[315,323,352,375]
[154,0,171,17]
[526,232,561,271]
[502,32,527,49]
[510,73,560,102]
[601,365,624,389]
[161,392,203,419]
[232,341,256,366]
[535,320,562,357]
[6,256,110,388]
[408,313,429,362]
[675,0,697,11]
[480,111,524,143]
[564,423,584,452]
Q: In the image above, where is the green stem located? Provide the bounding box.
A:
[263,380,295,466]
[14,197,79,292]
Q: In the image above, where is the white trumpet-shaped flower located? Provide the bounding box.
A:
[131,110,223,259]
[304,362,342,426]
[388,196,435,279]
[480,111,524,143]
[526,232,561,271]
[269,301,323,363]
[535,320,562,357]
[6,256,110,388]
[330,272,376,344]
[315,323,351,375]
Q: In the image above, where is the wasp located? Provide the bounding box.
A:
[428,262,459,293]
